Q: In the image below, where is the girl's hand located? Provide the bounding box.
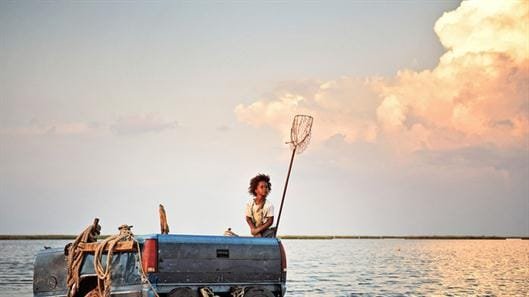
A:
[251,227,261,236]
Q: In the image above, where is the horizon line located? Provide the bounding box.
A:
[1,234,528,240]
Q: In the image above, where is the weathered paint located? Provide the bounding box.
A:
[34,234,286,297]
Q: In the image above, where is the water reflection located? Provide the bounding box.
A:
[0,240,70,297]
[0,239,527,296]
[282,239,529,296]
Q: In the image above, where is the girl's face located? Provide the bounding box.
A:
[255,181,269,197]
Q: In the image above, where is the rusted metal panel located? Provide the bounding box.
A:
[33,249,68,296]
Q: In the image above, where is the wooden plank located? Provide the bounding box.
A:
[77,240,136,253]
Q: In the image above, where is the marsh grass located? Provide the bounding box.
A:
[1,235,527,240]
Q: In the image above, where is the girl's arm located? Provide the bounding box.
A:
[254,216,274,235]
[246,216,259,236]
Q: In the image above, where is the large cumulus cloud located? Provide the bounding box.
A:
[235,0,529,155]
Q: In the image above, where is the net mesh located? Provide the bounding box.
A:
[289,115,313,153]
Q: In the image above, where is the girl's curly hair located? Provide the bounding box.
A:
[248,174,272,196]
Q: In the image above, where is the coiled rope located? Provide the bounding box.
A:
[66,218,100,297]
[67,220,246,297]
[93,224,134,297]
[67,221,160,297]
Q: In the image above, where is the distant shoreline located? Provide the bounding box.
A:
[0,235,527,240]
[279,235,529,240]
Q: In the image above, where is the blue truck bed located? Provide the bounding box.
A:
[33,234,287,297]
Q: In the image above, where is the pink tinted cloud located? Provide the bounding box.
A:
[235,0,529,154]
[1,113,178,137]
[110,113,178,135]
[0,121,101,136]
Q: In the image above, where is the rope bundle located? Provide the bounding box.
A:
[66,221,253,297]
[93,224,134,297]
[66,218,101,297]
[66,220,160,297]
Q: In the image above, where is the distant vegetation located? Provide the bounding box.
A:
[0,235,111,240]
[0,235,77,240]
[278,235,529,240]
[1,235,527,240]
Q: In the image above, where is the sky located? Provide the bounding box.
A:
[1,0,528,236]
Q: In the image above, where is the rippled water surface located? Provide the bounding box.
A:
[0,239,527,296]
[283,239,528,296]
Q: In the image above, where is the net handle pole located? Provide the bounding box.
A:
[274,146,297,237]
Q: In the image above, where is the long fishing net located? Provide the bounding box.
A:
[289,114,313,153]
[275,114,314,237]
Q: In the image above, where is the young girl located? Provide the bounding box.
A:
[245,174,275,237]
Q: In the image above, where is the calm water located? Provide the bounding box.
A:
[0,239,527,296]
